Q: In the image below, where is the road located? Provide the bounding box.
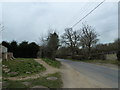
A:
[57,58,118,88]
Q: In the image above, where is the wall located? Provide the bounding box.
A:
[106,54,117,60]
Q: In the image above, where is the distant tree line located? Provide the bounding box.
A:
[57,23,100,60]
[2,32,59,60]
[2,41,39,58]
[56,23,119,60]
[2,23,119,61]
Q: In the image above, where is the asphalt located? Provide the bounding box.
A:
[57,58,119,88]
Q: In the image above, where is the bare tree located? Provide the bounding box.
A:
[80,24,99,59]
[61,28,80,56]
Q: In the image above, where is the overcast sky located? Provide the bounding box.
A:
[0,1,118,44]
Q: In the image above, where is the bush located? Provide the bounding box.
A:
[72,55,86,60]
[56,54,67,59]
[117,51,120,60]
[90,53,106,60]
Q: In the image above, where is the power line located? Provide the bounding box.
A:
[78,3,93,18]
[67,2,89,26]
[71,2,95,26]
[71,0,105,28]
[0,24,4,32]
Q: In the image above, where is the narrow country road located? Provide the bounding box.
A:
[57,58,118,88]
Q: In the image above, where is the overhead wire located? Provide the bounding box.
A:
[71,0,105,28]
[68,2,94,27]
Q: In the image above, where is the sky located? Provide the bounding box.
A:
[0,1,118,44]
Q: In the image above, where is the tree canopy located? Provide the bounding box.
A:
[2,41,39,58]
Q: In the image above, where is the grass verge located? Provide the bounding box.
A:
[3,72,62,88]
[68,58,118,65]
[2,58,46,77]
[42,58,61,68]
[81,59,119,65]
[3,80,27,88]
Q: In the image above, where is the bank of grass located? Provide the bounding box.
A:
[3,72,62,88]
[3,80,27,88]
[2,58,46,77]
[81,59,119,65]
[29,72,62,88]
[42,58,61,68]
[69,59,119,65]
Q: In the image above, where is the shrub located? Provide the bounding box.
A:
[72,55,86,60]
[56,54,67,59]
[117,50,120,60]
[90,53,106,60]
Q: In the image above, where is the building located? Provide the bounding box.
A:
[0,44,8,60]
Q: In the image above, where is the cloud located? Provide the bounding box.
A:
[1,2,118,44]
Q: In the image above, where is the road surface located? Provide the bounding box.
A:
[57,58,118,88]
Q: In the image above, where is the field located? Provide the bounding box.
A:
[2,58,46,77]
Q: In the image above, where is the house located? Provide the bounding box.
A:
[0,44,8,60]
[0,44,15,60]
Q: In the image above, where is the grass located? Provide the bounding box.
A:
[2,58,46,77]
[3,72,63,88]
[68,59,119,65]
[42,58,61,68]
[81,59,119,65]
[28,72,62,88]
[3,80,28,88]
